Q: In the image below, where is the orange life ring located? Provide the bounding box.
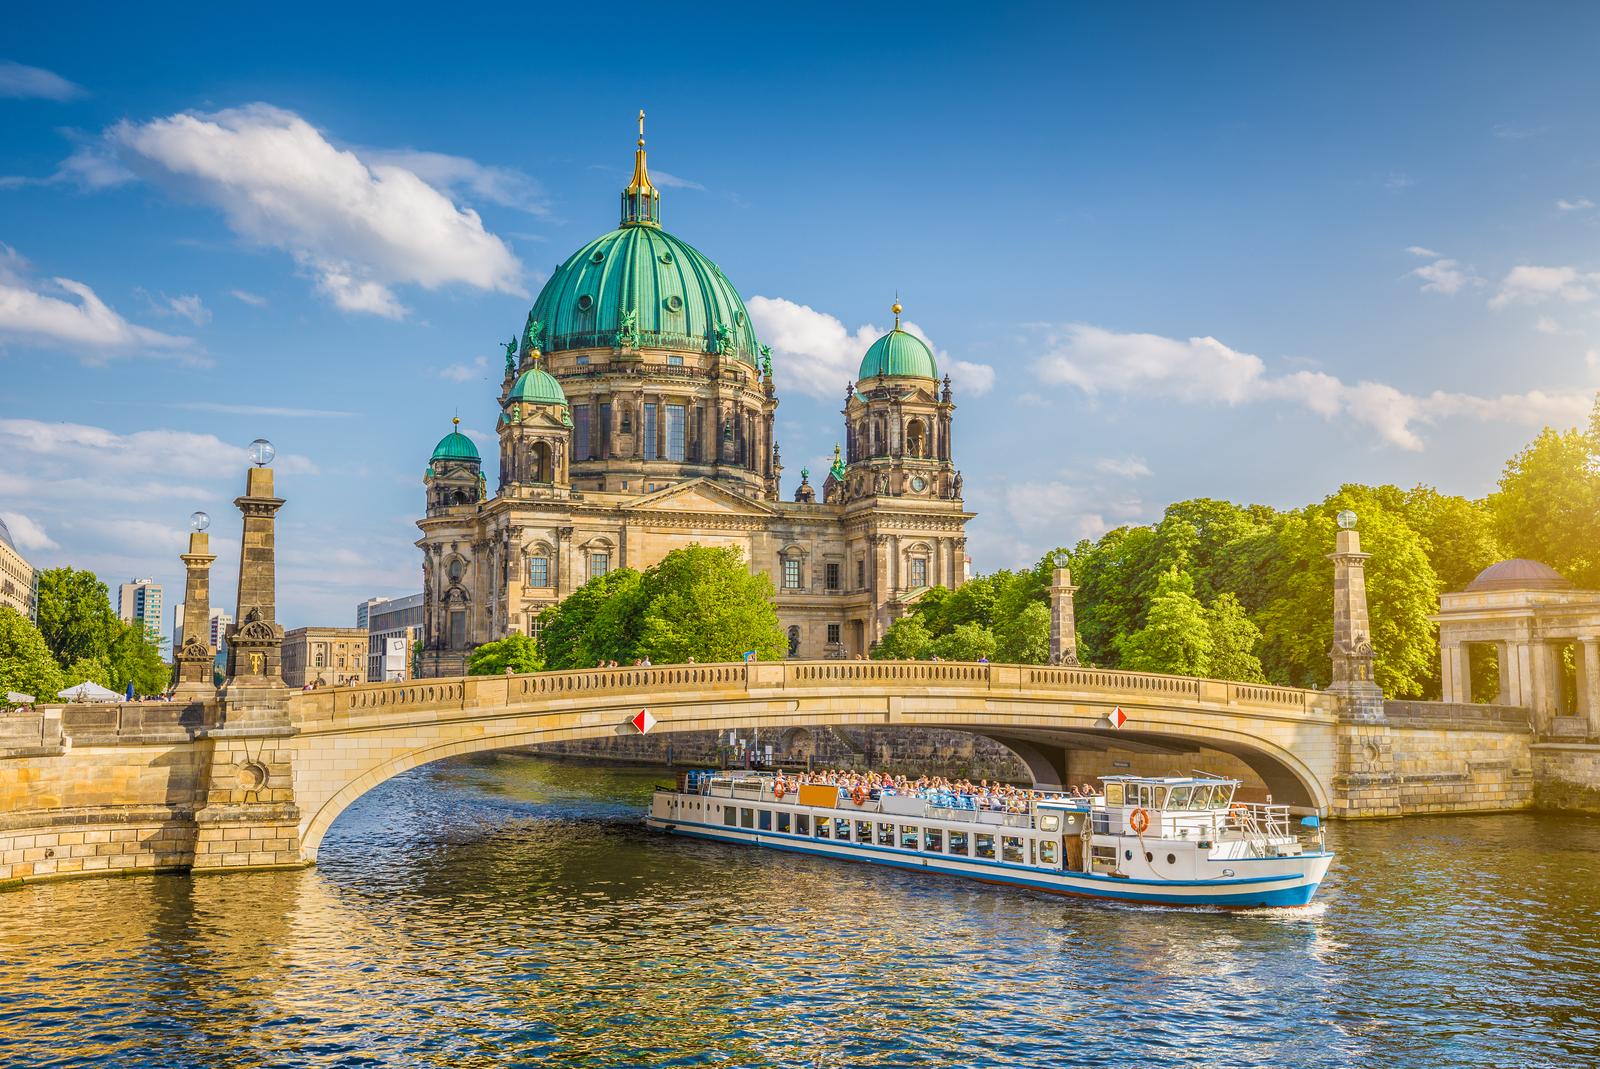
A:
[1129,807,1151,834]
[851,785,867,806]
[773,783,786,799]
[1229,803,1248,825]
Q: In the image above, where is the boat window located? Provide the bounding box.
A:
[856,820,872,843]
[1039,815,1060,832]
[1168,786,1191,808]
[1138,786,1152,808]
[1039,839,1058,866]
[924,828,942,852]
[1152,787,1167,809]
[948,830,969,856]
[975,834,996,860]
[834,817,850,839]
[1188,785,1213,809]
[778,812,791,833]
[741,808,754,829]
[815,816,829,838]
[1002,836,1024,864]
[900,826,919,850]
[796,814,809,835]
[724,806,736,827]
[1211,784,1235,808]
[759,810,772,831]
[1105,783,1124,806]
[877,822,894,846]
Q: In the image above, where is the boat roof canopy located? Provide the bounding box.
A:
[1097,775,1242,788]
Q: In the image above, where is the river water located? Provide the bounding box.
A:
[2,754,1598,1068]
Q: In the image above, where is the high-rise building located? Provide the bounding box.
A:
[364,593,423,681]
[118,577,163,643]
[173,603,231,653]
[0,517,37,623]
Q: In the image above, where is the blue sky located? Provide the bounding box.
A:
[3,2,1598,642]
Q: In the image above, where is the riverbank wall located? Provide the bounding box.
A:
[1530,743,1600,813]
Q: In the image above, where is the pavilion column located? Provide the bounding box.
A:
[1529,641,1558,733]
[1578,638,1600,740]
[1494,642,1512,704]
[1440,642,1460,703]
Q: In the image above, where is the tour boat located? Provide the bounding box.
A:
[646,773,1333,909]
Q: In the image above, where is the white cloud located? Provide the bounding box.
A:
[1016,393,1051,408]
[1534,316,1561,334]
[651,170,705,191]
[439,356,489,382]
[1489,265,1600,310]
[747,296,995,399]
[0,418,318,482]
[228,288,268,307]
[170,402,355,417]
[1030,323,1593,451]
[0,512,58,551]
[1385,173,1415,189]
[1095,456,1152,478]
[1405,246,1440,258]
[137,289,210,325]
[361,149,550,215]
[1409,258,1483,295]
[1558,198,1595,211]
[102,104,525,318]
[0,61,85,101]
[0,245,193,360]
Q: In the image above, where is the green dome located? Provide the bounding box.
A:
[431,428,480,462]
[858,329,937,381]
[527,226,761,365]
[509,366,568,407]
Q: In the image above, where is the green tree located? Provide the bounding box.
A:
[872,614,933,660]
[635,545,784,663]
[1256,492,1438,697]
[468,633,544,675]
[1072,525,1159,667]
[0,607,66,702]
[996,601,1051,664]
[35,567,117,669]
[1115,568,1213,676]
[1205,592,1266,683]
[1489,408,1600,588]
[1398,485,1505,593]
[931,621,996,662]
[63,656,112,689]
[536,568,643,669]
[107,621,170,695]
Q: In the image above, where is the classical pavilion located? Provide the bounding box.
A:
[415,124,973,675]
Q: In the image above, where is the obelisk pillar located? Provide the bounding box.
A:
[194,456,303,873]
[1326,515,1386,721]
[171,529,219,702]
[1049,563,1080,667]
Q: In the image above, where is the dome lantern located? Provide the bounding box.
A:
[857,301,938,381]
[621,110,661,229]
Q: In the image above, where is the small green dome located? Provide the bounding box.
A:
[431,427,480,462]
[509,366,568,407]
[858,329,937,381]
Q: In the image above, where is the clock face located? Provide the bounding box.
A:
[911,476,926,492]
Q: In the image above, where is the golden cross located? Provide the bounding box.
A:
[638,110,645,140]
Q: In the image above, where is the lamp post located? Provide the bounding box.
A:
[1326,510,1385,720]
[1049,550,1080,667]
[219,438,290,726]
[172,510,218,701]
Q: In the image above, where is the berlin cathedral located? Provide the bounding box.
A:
[416,127,973,675]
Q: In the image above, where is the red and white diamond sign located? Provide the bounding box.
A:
[1108,706,1127,729]
[631,708,657,734]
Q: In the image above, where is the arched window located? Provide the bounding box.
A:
[531,441,551,484]
[528,556,550,587]
[449,559,464,581]
[906,419,926,458]
[787,625,801,658]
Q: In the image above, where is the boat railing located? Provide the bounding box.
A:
[1225,803,1293,838]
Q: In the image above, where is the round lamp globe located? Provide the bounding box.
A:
[247,439,276,467]
[1336,510,1358,530]
[189,511,210,532]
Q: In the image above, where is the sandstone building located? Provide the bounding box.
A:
[0,516,36,622]
[282,626,368,688]
[416,130,973,675]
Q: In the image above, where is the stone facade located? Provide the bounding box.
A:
[282,626,369,688]
[0,516,36,622]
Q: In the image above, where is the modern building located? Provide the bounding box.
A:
[415,129,972,675]
[281,626,368,688]
[364,593,423,681]
[118,577,163,643]
[0,517,37,622]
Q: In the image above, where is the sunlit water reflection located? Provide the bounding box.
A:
[3,754,1599,1067]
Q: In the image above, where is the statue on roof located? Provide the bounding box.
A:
[503,337,518,372]
[617,308,638,348]
[524,318,543,355]
[759,344,772,376]
[715,323,735,356]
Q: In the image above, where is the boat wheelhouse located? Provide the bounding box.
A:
[646,772,1332,909]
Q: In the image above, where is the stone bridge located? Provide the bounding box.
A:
[0,657,1537,888]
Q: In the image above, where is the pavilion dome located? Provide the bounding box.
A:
[1465,558,1572,592]
[509,366,568,407]
[430,424,480,463]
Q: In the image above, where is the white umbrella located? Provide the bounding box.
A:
[57,681,123,702]
[5,692,35,704]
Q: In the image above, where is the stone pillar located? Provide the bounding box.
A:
[1441,642,1471,705]
[1495,642,1512,704]
[196,461,302,873]
[1048,566,1080,666]
[218,466,289,729]
[172,531,218,702]
[1530,641,1556,733]
[1326,526,1385,720]
[1579,638,1600,740]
